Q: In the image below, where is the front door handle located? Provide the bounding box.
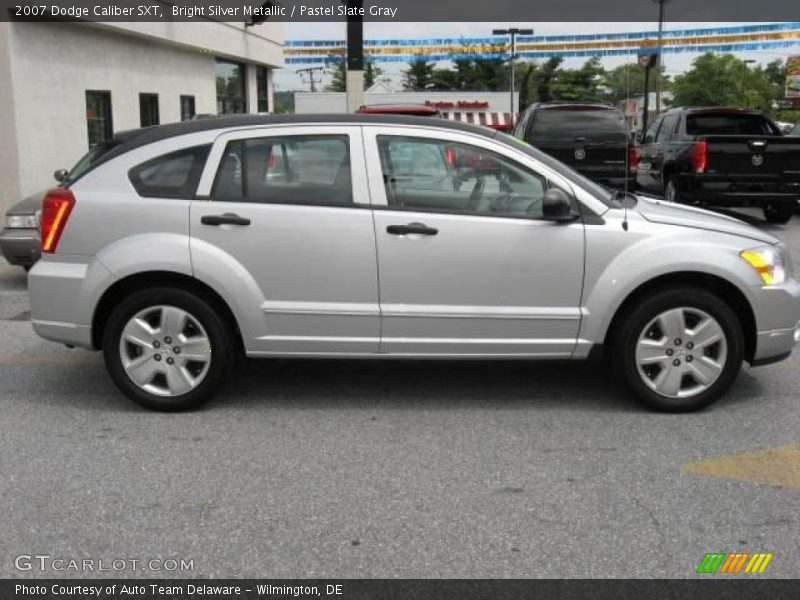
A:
[386,223,438,236]
[201,213,251,226]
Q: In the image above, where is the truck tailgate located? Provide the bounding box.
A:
[703,135,800,179]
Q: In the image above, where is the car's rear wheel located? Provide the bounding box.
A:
[611,287,744,412]
[763,202,794,224]
[102,288,235,411]
[664,176,681,203]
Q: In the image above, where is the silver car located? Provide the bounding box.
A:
[28,115,800,412]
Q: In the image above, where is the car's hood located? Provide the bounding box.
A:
[6,191,45,216]
[634,195,778,245]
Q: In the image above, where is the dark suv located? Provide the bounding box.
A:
[513,102,637,190]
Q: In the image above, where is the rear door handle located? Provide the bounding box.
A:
[386,223,438,236]
[201,213,251,226]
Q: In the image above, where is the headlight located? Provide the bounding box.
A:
[5,214,38,229]
[740,245,792,285]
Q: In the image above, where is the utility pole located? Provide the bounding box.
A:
[343,0,364,112]
[639,52,658,135]
[493,27,534,126]
[296,66,324,92]
[741,59,756,106]
[653,0,671,114]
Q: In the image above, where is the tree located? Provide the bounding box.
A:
[516,61,539,111]
[431,67,461,90]
[402,57,435,91]
[470,58,510,91]
[671,53,772,111]
[364,59,384,89]
[549,57,606,102]
[325,59,346,92]
[601,63,669,104]
[534,57,563,103]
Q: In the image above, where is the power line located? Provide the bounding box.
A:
[296,66,325,92]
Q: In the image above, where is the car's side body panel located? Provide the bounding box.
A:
[25,117,800,374]
[191,125,381,355]
[362,125,586,356]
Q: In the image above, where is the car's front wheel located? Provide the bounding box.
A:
[611,287,744,412]
[102,287,235,411]
[763,202,795,224]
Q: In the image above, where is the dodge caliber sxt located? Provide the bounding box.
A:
[28,115,800,412]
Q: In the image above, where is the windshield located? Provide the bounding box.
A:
[496,131,616,206]
[531,108,627,141]
[791,123,800,136]
[66,141,119,183]
[686,114,779,136]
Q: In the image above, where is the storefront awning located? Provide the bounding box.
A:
[442,111,513,131]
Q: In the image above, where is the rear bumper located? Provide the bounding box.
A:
[681,175,800,206]
[0,228,40,267]
[28,255,111,349]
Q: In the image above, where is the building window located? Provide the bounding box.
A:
[216,59,247,114]
[139,93,160,127]
[256,66,269,113]
[85,91,113,148]
[180,95,196,121]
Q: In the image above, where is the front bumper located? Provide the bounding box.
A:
[750,278,800,365]
[0,227,40,267]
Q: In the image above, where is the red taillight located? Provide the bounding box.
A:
[41,188,75,253]
[445,146,455,167]
[691,140,707,174]
[266,151,276,169]
[627,146,640,173]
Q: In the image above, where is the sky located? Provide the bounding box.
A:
[272,21,797,91]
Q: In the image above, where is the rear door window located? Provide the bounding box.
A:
[212,135,353,206]
[686,114,778,136]
[129,145,210,198]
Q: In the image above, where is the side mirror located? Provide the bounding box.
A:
[53,169,68,183]
[542,188,577,222]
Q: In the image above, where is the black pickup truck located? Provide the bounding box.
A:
[636,107,800,223]
[513,102,638,190]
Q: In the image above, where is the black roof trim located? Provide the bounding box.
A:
[663,106,765,114]
[90,114,498,173]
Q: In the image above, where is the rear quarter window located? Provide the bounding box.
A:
[129,145,211,198]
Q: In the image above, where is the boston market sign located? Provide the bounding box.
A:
[424,101,490,110]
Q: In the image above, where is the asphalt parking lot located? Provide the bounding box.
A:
[1,208,798,579]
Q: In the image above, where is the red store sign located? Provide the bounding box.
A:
[425,100,490,110]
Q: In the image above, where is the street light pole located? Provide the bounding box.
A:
[493,27,533,127]
[741,59,756,106]
[653,0,671,115]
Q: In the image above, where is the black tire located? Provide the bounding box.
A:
[102,287,235,411]
[664,175,681,203]
[611,287,744,412]
[763,202,795,224]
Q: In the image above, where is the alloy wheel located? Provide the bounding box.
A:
[635,307,728,399]
[118,305,212,397]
